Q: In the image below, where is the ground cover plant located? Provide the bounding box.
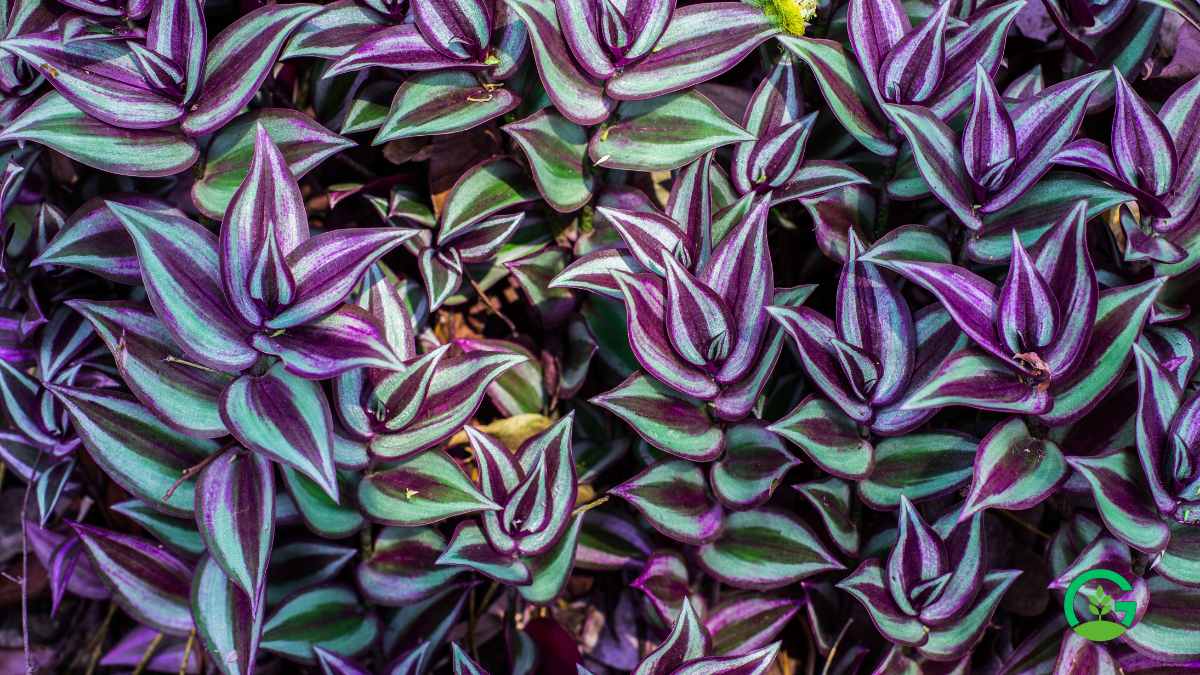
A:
[2,0,1200,672]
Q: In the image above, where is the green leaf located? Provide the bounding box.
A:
[697,508,844,590]
[375,71,519,144]
[261,586,379,664]
[588,90,754,171]
[358,450,500,526]
[505,110,594,213]
[192,109,352,218]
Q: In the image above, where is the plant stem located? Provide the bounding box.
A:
[83,603,118,675]
[466,274,517,333]
[163,448,229,501]
[132,632,164,675]
[18,453,44,674]
[178,630,195,675]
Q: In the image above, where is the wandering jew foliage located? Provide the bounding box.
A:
[3,0,1200,671]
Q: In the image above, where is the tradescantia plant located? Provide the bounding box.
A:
[6,0,1200,672]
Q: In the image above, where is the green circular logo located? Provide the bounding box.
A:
[1063,568,1139,642]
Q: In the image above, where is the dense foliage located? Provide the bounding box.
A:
[2,0,1200,672]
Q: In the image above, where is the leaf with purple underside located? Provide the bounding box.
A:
[34,195,178,285]
[70,522,194,635]
[191,554,262,675]
[194,448,275,606]
[0,93,199,177]
[220,362,338,501]
[960,416,1067,520]
[769,396,873,479]
[857,431,976,509]
[697,508,843,590]
[611,459,724,545]
[711,423,799,510]
[589,91,754,172]
[50,384,218,515]
[1067,449,1171,553]
[634,598,710,675]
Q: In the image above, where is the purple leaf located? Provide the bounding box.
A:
[886,496,947,615]
[1132,344,1184,515]
[193,109,354,220]
[591,372,724,461]
[884,102,983,230]
[498,414,578,555]
[1111,67,1177,197]
[506,0,614,125]
[697,507,843,590]
[962,64,1016,193]
[1031,200,1097,379]
[182,3,323,136]
[930,0,1024,118]
[959,417,1068,520]
[270,227,416,329]
[700,195,773,384]
[110,201,257,372]
[612,272,718,399]
[997,230,1059,355]
[862,256,1007,363]
[146,0,205,104]
[705,597,799,657]
[219,124,307,328]
[100,628,201,675]
[878,1,951,105]
[607,3,778,100]
[900,346,1050,415]
[611,459,724,545]
[634,599,710,675]
[767,307,870,422]
[632,551,690,624]
[191,554,262,675]
[70,521,194,635]
[414,0,493,62]
[370,347,526,459]
[600,205,689,277]
[325,24,476,77]
[846,0,911,105]
[0,32,185,128]
[34,195,177,285]
[220,361,338,501]
[254,305,404,379]
[984,70,1108,212]
[838,233,914,406]
[837,558,927,646]
[194,448,275,606]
